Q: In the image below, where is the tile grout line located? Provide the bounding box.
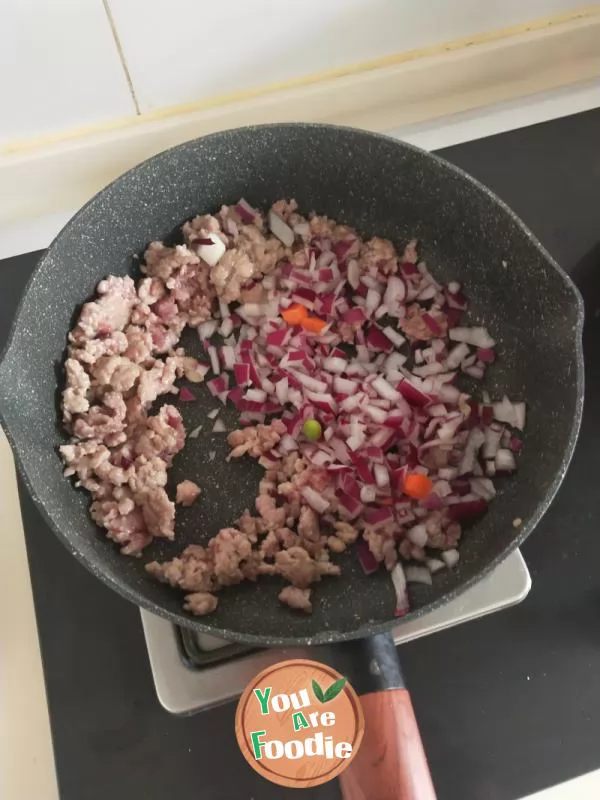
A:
[101,0,141,116]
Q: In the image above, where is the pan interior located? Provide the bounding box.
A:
[0,124,583,645]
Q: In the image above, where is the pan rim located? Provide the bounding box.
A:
[0,122,585,647]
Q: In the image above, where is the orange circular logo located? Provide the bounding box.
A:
[235,659,364,788]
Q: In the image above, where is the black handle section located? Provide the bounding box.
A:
[314,632,405,696]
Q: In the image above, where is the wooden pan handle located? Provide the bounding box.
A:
[316,632,436,800]
[339,687,436,800]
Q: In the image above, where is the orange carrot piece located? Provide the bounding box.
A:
[281,303,308,325]
[301,316,327,334]
[403,473,433,500]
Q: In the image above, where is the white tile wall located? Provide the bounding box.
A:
[107,0,584,113]
[0,0,135,147]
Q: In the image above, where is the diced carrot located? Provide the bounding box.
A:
[281,303,308,325]
[379,496,394,506]
[301,316,327,334]
[403,473,433,500]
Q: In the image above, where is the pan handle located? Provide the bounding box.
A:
[320,633,436,800]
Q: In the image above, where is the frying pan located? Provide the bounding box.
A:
[0,124,583,797]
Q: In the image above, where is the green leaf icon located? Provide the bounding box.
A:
[323,677,347,703]
[312,679,325,703]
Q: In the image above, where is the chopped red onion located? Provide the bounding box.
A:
[323,356,348,374]
[470,477,496,501]
[357,538,379,575]
[275,378,289,405]
[373,463,390,488]
[360,485,377,503]
[221,345,236,370]
[477,347,496,364]
[301,486,330,513]
[413,362,445,378]
[207,375,229,397]
[482,423,503,459]
[365,288,381,313]
[279,434,298,454]
[449,326,495,348]
[447,498,488,520]
[398,379,430,407]
[245,388,267,403]
[513,402,526,431]
[233,362,250,387]
[207,345,220,375]
[391,563,409,616]
[382,326,406,348]
[446,342,470,370]
[333,376,358,395]
[407,524,428,547]
[405,566,432,585]
[196,233,226,267]
[383,276,406,312]
[268,209,295,247]
[495,448,516,471]
[366,325,394,352]
[422,313,444,337]
[336,490,363,519]
[493,395,526,429]
[426,558,445,574]
[458,428,485,475]
[462,364,485,380]
[372,376,400,403]
[219,317,234,338]
[235,198,259,223]
[442,549,460,568]
[198,320,218,340]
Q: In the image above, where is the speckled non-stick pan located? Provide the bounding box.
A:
[0,124,583,798]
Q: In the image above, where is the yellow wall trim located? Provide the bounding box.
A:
[0,9,599,225]
[2,4,599,156]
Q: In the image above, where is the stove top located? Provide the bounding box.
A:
[141,549,530,715]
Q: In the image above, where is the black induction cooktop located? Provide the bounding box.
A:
[4,107,600,800]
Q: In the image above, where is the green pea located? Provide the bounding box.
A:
[302,419,322,441]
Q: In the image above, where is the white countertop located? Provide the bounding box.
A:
[0,429,58,800]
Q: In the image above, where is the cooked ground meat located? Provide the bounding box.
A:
[184,592,219,616]
[147,544,214,592]
[278,586,312,613]
[176,480,201,506]
[274,547,340,589]
[227,419,287,459]
[208,528,253,586]
[333,521,360,544]
[60,252,189,554]
[359,236,397,275]
[62,359,91,421]
[211,250,255,303]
